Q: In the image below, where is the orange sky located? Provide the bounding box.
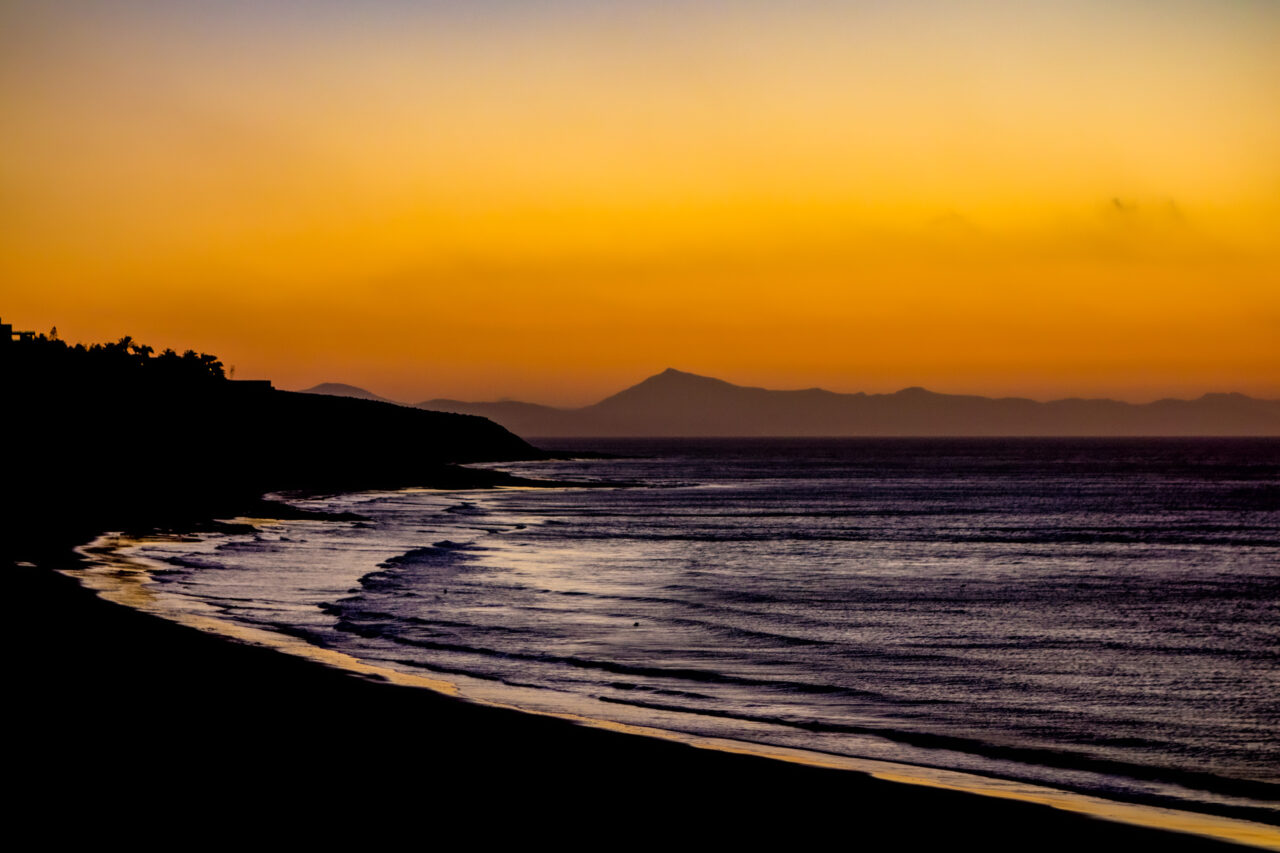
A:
[2,0,1278,404]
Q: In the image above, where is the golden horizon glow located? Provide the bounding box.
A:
[3,1,1278,405]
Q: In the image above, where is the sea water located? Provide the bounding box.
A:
[112,439,1279,823]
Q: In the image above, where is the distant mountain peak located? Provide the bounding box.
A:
[412,371,1279,437]
[591,368,747,411]
[626,368,745,390]
[299,382,396,404]
[653,367,717,381]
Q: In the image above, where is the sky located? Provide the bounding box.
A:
[2,0,1278,404]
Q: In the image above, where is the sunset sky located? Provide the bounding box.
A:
[3,0,1278,404]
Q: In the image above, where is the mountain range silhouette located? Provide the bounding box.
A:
[302,369,1280,437]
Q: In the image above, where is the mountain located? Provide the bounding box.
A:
[298,382,398,404]
[418,368,1280,437]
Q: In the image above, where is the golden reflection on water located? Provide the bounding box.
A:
[71,534,460,696]
[72,531,1280,852]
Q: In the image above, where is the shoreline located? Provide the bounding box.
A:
[7,489,1272,849]
[73,523,1280,849]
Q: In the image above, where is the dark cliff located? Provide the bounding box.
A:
[1,334,542,551]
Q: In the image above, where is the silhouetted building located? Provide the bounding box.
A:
[228,379,275,393]
[0,317,34,344]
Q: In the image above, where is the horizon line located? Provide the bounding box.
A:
[294,371,1279,409]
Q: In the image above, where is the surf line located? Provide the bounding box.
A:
[71,529,1280,852]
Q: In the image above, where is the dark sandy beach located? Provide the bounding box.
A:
[5,517,1265,851]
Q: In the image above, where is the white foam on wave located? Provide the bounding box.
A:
[66,489,1280,851]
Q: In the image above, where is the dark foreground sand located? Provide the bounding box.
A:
[5,538,1265,851]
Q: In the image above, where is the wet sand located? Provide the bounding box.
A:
[5,538,1269,850]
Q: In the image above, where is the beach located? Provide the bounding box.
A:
[7,0,1279,841]
[6,495,1272,850]
[3,365,1272,848]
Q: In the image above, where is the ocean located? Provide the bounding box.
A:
[81,438,1279,829]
